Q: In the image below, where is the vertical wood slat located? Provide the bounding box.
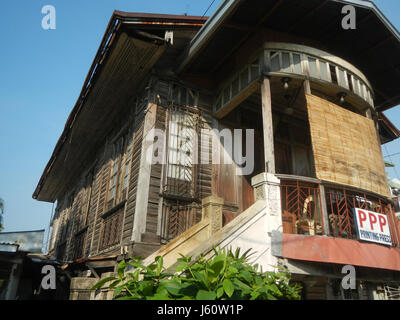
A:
[306,94,390,198]
[261,77,275,173]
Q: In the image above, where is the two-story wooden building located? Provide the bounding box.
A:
[34,0,400,299]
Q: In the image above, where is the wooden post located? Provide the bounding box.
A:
[5,263,21,300]
[303,79,311,95]
[318,185,331,236]
[261,77,275,174]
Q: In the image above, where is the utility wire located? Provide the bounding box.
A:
[188,0,218,45]
[201,0,217,18]
[384,152,400,158]
[384,144,400,181]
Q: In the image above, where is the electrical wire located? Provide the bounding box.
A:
[384,144,400,181]
[201,0,217,18]
[384,152,400,158]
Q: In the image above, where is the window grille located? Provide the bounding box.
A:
[160,201,201,244]
[72,229,87,261]
[99,209,124,251]
[384,285,400,300]
[160,87,206,243]
[164,107,200,198]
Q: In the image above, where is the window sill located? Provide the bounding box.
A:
[100,200,127,219]
[74,226,88,237]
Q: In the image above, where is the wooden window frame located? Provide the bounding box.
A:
[105,134,130,210]
[99,205,125,251]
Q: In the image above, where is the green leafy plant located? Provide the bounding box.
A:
[92,247,302,300]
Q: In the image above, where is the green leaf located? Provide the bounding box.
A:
[176,262,188,272]
[232,278,252,291]
[223,279,235,297]
[114,285,124,296]
[250,291,260,300]
[109,279,122,289]
[196,290,217,300]
[148,293,171,300]
[216,286,224,299]
[269,283,282,296]
[155,256,164,275]
[226,266,238,277]
[192,270,209,290]
[139,280,154,296]
[128,261,152,273]
[115,295,137,300]
[209,254,226,277]
[191,263,204,271]
[239,270,252,283]
[266,292,278,300]
[160,280,183,297]
[118,260,126,278]
[91,276,117,290]
[127,269,140,282]
[176,296,193,300]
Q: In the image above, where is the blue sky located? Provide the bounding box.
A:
[0,0,399,248]
[0,0,222,246]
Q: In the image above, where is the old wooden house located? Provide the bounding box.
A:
[34,1,400,300]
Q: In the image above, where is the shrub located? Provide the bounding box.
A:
[92,247,302,300]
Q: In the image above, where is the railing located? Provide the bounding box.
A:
[325,187,398,246]
[160,200,201,244]
[280,177,400,247]
[264,43,374,107]
[214,42,375,116]
[280,179,324,236]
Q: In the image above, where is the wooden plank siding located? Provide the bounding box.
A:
[122,115,145,245]
[84,162,105,258]
[49,95,147,260]
[142,104,166,242]
[48,78,218,262]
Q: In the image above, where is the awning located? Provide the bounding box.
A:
[273,232,400,272]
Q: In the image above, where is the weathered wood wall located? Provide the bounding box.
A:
[48,78,217,263]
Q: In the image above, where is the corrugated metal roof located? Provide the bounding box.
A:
[0,242,19,253]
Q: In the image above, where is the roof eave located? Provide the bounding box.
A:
[33,11,207,203]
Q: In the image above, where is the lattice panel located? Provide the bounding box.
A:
[325,188,395,240]
[160,202,200,243]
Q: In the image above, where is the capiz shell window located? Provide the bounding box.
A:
[167,110,196,182]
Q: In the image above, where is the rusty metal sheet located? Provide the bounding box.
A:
[278,233,400,272]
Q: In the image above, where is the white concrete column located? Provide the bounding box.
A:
[202,196,224,237]
[251,172,282,271]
